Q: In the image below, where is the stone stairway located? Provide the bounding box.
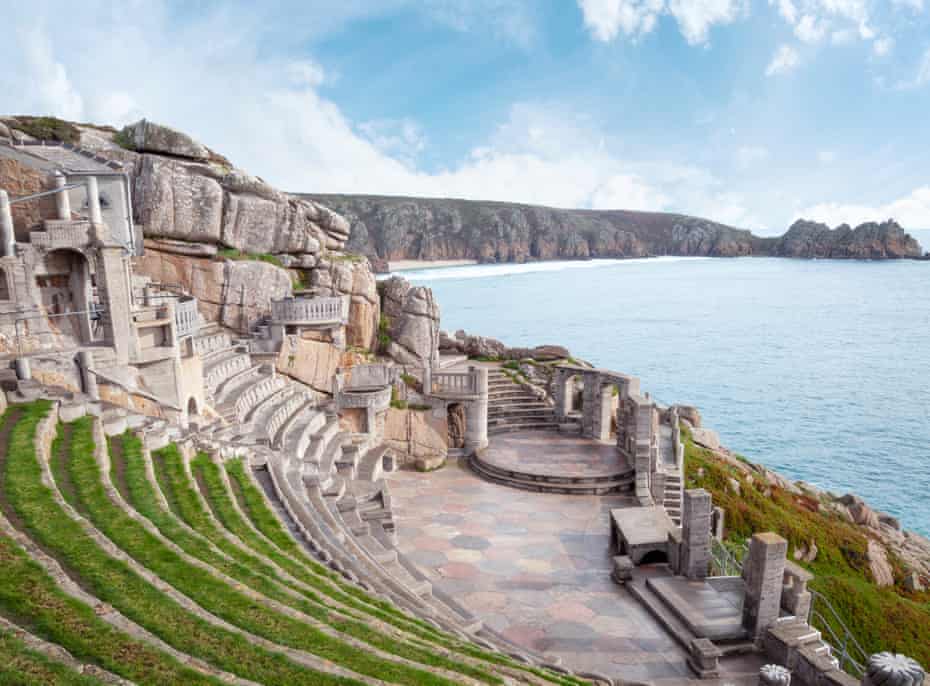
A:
[487,368,558,435]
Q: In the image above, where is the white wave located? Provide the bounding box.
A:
[385,256,711,281]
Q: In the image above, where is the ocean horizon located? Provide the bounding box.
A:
[396,256,930,537]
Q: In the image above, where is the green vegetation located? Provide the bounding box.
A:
[389,386,407,410]
[112,127,136,151]
[469,355,501,362]
[218,247,285,268]
[378,314,392,351]
[407,403,432,411]
[0,403,270,685]
[5,116,80,143]
[683,425,930,668]
[502,361,520,371]
[0,629,104,686]
[400,373,419,389]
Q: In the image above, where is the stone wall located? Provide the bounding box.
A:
[383,406,447,468]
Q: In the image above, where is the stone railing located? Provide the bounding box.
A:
[430,371,477,396]
[271,295,349,325]
[342,363,395,390]
[30,221,92,251]
[191,331,229,357]
[175,296,199,340]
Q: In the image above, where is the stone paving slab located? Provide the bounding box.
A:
[648,576,747,641]
[386,455,694,682]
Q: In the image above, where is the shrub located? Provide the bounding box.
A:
[7,116,80,143]
[218,247,284,268]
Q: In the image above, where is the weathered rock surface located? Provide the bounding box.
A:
[134,248,292,331]
[275,336,342,394]
[303,194,924,265]
[122,119,210,161]
[386,284,440,367]
[768,219,922,259]
[839,494,881,529]
[383,406,447,466]
[308,258,379,350]
[867,539,895,587]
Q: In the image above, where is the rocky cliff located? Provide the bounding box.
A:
[303,194,924,267]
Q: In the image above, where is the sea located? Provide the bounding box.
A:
[393,253,930,536]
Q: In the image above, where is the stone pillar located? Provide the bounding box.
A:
[581,373,600,438]
[681,488,712,579]
[712,506,726,540]
[78,351,99,400]
[596,383,613,442]
[861,653,925,686]
[742,533,788,639]
[464,366,488,451]
[0,190,14,257]
[98,247,134,366]
[53,172,71,220]
[14,357,31,381]
[759,664,791,685]
[86,176,102,225]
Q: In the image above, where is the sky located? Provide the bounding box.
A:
[1,0,930,235]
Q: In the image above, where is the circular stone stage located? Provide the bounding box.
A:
[469,430,635,495]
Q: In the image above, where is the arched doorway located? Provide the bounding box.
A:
[639,550,669,565]
[447,403,466,449]
[35,249,95,344]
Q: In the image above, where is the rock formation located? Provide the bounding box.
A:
[767,219,922,259]
[303,194,924,267]
[381,279,440,367]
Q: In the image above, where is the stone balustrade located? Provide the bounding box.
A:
[192,331,230,357]
[342,363,395,390]
[175,296,199,340]
[271,295,349,325]
[781,561,814,619]
[205,353,250,391]
[337,385,392,411]
[30,220,92,251]
[431,371,478,396]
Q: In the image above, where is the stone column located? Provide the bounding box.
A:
[742,532,788,639]
[464,366,488,451]
[861,653,925,686]
[78,351,99,400]
[681,488,712,579]
[759,664,791,685]
[53,171,71,220]
[0,190,14,257]
[581,373,600,438]
[14,357,31,381]
[596,383,613,442]
[86,176,102,225]
[97,247,134,366]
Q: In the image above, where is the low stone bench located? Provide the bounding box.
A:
[687,637,722,679]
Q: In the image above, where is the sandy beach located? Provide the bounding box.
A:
[388,258,478,271]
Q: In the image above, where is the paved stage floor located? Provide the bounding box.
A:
[386,454,694,682]
[482,430,631,477]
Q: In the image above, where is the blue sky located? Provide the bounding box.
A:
[2,0,930,234]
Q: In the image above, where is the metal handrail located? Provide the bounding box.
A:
[710,538,746,577]
[808,589,869,677]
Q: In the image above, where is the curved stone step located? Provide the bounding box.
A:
[467,453,634,495]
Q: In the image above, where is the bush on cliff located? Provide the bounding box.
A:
[683,427,930,668]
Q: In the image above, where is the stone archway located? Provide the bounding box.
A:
[35,248,95,345]
[187,396,200,430]
[639,549,669,565]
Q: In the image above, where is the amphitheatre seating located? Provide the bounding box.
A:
[0,399,599,686]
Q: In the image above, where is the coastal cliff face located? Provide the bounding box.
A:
[304,194,925,267]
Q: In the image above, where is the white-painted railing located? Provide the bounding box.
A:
[271,295,349,324]
[175,296,199,340]
[29,221,92,251]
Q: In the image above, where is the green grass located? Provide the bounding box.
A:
[0,403,241,685]
[378,314,391,351]
[221,459,586,686]
[112,127,135,151]
[139,442,498,685]
[0,629,104,686]
[218,247,285,268]
[6,116,80,143]
[61,425,463,686]
[683,425,930,668]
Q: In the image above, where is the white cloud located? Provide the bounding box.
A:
[576,0,744,45]
[736,145,770,169]
[287,60,327,88]
[576,0,665,41]
[771,0,799,24]
[872,36,894,56]
[766,44,801,75]
[895,47,930,89]
[817,150,837,164]
[891,0,923,12]
[667,0,746,45]
[794,14,827,42]
[797,186,930,229]
[14,26,84,120]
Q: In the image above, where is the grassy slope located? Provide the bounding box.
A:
[683,427,930,667]
[0,630,104,686]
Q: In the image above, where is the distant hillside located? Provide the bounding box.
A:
[302,194,924,269]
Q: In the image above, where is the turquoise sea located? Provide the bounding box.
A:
[396,256,930,536]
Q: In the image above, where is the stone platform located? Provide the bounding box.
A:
[470,431,635,495]
[611,505,678,564]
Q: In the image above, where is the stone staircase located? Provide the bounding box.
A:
[487,368,558,435]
